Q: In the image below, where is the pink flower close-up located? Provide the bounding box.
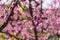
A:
[0,0,60,40]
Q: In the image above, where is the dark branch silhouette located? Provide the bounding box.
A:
[0,0,18,31]
[29,0,38,40]
[0,0,21,40]
[40,0,44,33]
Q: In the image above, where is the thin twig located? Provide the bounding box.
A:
[29,0,38,40]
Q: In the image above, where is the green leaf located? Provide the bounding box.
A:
[5,4,10,7]
[2,37,5,40]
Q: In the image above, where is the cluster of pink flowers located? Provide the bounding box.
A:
[0,0,60,40]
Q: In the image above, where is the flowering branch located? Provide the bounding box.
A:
[29,0,38,40]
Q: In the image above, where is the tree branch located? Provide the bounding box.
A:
[0,0,18,31]
[29,0,38,40]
